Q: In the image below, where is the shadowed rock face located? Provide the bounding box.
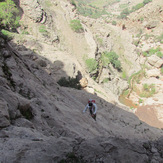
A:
[0,35,163,162]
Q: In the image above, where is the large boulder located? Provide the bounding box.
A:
[99,68,129,95]
[147,55,163,68]
[79,78,88,88]
[20,0,46,23]
[146,68,160,78]
[145,21,159,29]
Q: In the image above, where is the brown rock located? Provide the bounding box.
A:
[79,78,88,88]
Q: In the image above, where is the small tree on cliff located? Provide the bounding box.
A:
[0,0,20,30]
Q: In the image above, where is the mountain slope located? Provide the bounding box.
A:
[0,32,163,162]
[0,0,163,162]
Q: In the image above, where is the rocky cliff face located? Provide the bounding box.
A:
[0,34,163,162]
[0,0,163,162]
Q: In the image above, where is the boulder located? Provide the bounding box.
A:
[79,78,88,88]
[84,87,95,94]
[20,0,47,23]
[148,55,163,68]
[36,59,47,67]
[145,21,159,29]
[146,69,160,78]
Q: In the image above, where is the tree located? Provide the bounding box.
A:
[0,0,20,29]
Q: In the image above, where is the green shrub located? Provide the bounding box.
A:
[119,4,128,9]
[100,52,110,67]
[76,4,109,19]
[96,36,103,46]
[143,0,152,5]
[133,40,140,47]
[70,19,84,33]
[105,51,122,71]
[132,3,144,12]
[112,21,117,26]
[57,77,81,89]
[102,78,109,83]
[114,60,121,70]
[128,70,145,88]
[156,51,163,58]
[70,0,76,7]
[140,83,156,97]
[120,8,130,19]
[156,33,163,43]
[123,89,129,96]
[85,58,98,72]
[21,30,29,35]
[148,48,159,56]
[142,48,162,57]
[161,66,163,74]
[1,29,14,40]
[119,0,152,19]
[139,98,143,104]
[0,0,20,29]
[140,17,144,22]
[39,25,48,33]
[122,71,127,79]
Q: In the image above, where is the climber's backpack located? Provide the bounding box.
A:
[88,99,95,104]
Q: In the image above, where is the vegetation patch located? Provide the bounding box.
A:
[128,70,145,88]
[104,51,122,71]
[119,8,130,19]
[142,47,163,58]
[59,152,85,163]
[161,66,163,74]
[57,77,81,90]
[45,0,52,7]
[112,21,117,26]
[85,58,98,73]
[122,71,127,80]
[39,25,48,34]
[70,19,84,33]
[70,0,77,8]
[1,29,14,40]
[140,83,156,97]
[139,98,143,104]
[0,0,20,30]
[96,35,103,46]
[74,0,119,18]
[156,33,163,43]
[133,39,140,47]
[119,3,128,9]
[131,3,144,12]
[100,52,110,67]
[123,89,129,96]
[102,78,109,83]
[119,0,152,19]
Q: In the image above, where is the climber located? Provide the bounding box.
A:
[83,99,97,121]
